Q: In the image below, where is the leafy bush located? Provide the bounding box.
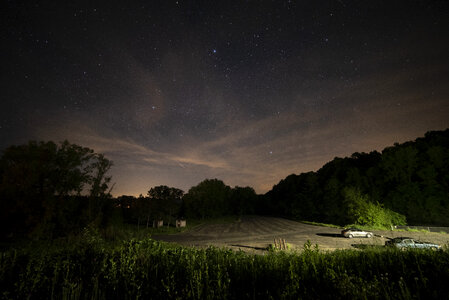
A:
[343,187,406,228]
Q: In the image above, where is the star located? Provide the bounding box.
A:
[1,0,448,199]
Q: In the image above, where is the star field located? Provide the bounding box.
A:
[1,1,449,196]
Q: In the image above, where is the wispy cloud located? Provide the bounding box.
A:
[29,53,449,196]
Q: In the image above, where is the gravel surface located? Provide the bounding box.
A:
[153,216,449,253]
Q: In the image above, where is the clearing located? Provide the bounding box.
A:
[153,216,449,253]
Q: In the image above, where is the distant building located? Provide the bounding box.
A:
[153,220,163,228]
[176,219,186,228]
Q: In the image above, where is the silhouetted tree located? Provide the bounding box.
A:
[229,186,257,216]
[0,140,113,239]
[183,179,231,219]
[147,186,184,227]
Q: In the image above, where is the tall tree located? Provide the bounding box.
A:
[0,140,113,239]
[183,179,231,219]
[147,186,184,226]
[229,186,257,216]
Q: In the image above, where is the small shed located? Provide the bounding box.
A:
[153,220,163,228]
[176,219,186,228]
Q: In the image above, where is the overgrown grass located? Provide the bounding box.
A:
[43,217,240,248]
[302,220,445,235]
[402,228,431,233]
[301,220,395,231]
[1,237,449,299]
[300,220,343,228]
[344,223,396,231]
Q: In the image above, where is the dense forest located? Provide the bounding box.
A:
[265,129,449,226]
[1,129,449,241]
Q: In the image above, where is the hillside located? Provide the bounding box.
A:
[265,129,449,226]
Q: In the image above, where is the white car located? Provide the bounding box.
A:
[341,228,373,238]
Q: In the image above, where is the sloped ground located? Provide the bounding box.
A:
[153,216,449,253]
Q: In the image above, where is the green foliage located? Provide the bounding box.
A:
[302,239,319,253]
[343,187,406,228]
[265,129,449,226]
[300,221,342,228]
[1,240,449,299]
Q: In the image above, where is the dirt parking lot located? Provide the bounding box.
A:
[153,216,449,253]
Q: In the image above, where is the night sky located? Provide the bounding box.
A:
[2,1,449,196]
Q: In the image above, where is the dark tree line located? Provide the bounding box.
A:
[0,140,257,241]
[0,141,113,239]
[117,180,258,225]
[116,186,184,228]
[265,129,449,226]
[2,129,448,241]
[182,179,258,219]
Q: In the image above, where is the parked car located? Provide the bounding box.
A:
[385,237,441,250]
[341,228,374,238]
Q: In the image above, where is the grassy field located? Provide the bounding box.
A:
[1,235,449,299]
